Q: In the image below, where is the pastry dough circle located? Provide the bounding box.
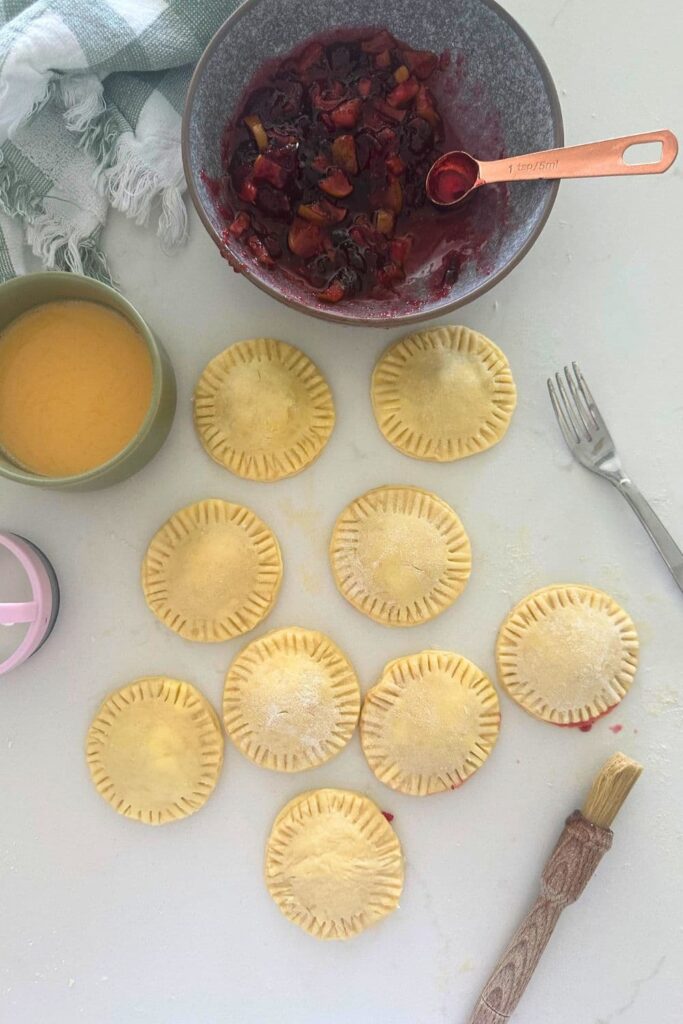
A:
[265,788,404,940]
[496,584,639,726]
[223,627,361,771]
[193,338,335,481]
[142,498,283,643]
[361,650,500,795]
[85,676,224,826]
[329,484,471,627]
[371,325,516,461]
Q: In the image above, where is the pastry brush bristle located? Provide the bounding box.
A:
[582,752,643,829]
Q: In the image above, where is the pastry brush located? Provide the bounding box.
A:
[468,752,643,1023]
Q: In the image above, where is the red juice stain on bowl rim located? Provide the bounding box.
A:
[203,26,507,309]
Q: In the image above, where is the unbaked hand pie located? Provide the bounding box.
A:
[193,338,335,481]
[496,584,639,727]
[86,676,224,825]
[265,788,404,940]
[142,498,283,643]
[360,650,500,795]
[329,484,471,626]
[223,627,361,771]
[371,325,516,461]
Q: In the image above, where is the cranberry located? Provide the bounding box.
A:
[402,49,438,80]
[386,153,406,176]
[252,154,289,189]
[310,80,346,111]
[361,31,395,54]
[228,211,251,237]
[329,98,362,129]
[373,97,407,124]
[247,234,274,267]
[297,41,324,73]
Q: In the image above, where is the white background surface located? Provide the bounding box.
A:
[2,1,682,1021]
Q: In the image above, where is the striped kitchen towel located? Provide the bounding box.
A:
[0,0,240,282]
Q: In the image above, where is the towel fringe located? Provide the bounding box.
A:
[60,95,188,252]
[26,212,112,281]
[100,137,187,251]
[59,74,106,134]
[0,147,110,282]
[0,148,43,220]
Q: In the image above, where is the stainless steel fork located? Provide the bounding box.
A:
[548,363,683,593]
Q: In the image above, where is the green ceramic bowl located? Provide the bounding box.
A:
[0,273,176,491]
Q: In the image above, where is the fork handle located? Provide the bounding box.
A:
[615,478,683,592]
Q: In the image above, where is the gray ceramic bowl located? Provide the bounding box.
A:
[183,0,563,327]
[0,273,176,491]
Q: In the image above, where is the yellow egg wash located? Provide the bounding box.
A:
[0,300,154,477]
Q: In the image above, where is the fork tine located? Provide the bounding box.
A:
[547,378,578,447]
[564,365,592,439]
[573,362,602,429]
[554,372,582,441]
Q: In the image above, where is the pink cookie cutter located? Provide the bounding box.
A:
[0,531,60,676]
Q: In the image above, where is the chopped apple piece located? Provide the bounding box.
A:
[243,114,268,152]
[415,85,442,128]
[319,168,353,198]
[387,77,419,108]
[252,154,288,189]
[374,209,396,235]
[287,217,324,258]
[297,200,347,225]
[384,178,403,213]
[331,134,359,175]
[402,49,438,80]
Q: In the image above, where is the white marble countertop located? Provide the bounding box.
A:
[2,1,682,1021]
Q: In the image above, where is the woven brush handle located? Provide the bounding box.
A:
[467,813,613,1024]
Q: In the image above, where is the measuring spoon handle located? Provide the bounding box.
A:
[478,129,678,184]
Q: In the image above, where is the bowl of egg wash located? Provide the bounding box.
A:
[0,273,176,490]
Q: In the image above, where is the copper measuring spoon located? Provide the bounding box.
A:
[426,129,678,207]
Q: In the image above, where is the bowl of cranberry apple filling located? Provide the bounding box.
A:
[183,0,562,326]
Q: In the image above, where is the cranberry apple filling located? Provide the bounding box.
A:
[215,29,456,304]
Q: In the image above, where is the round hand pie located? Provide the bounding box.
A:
[193,338,335,481]
[360,650,501,795]
[223,626,360,772]
[86,676,224,826]
[371,325,516,461]
[496,584,639,727]
[142,498,283,643]
[329,484,471,626]
[265,788,404,940]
